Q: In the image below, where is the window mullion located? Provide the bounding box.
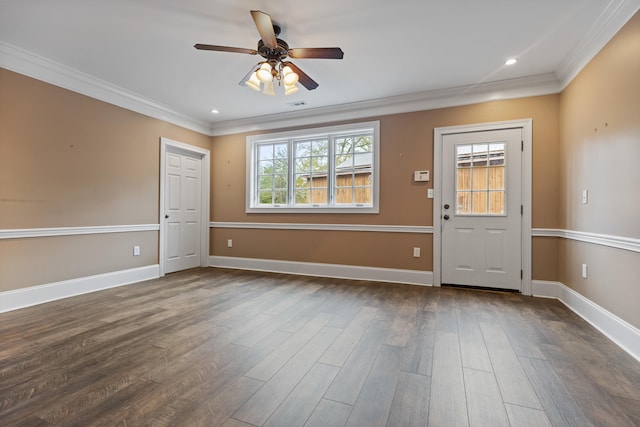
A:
[288,138,294,207]
[328,134,335,206]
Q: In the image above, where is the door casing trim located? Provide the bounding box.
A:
[433,119,532,295]
[159,137,210,276]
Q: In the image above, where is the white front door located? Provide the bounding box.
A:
[441,128,522,290]
[164,149,202,274]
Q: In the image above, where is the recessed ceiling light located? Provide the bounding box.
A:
[210,109,219,114]
[505,58,518,66]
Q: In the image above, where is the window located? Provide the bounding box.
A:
[455,142,506,215]
[247,121,379,213]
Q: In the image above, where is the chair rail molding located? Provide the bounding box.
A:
[532,228,640,252]
[0,224,160,240]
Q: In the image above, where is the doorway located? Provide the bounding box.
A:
[433,120,532,294]
[159,137,210,276]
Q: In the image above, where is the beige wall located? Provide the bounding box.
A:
[558,11,640,328]
[211,95,561,277]
[3,11,637,333]
[0,69,210,291]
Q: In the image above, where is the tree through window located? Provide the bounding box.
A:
[246,122,379,213]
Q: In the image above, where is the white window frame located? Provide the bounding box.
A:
[246,121,380,213]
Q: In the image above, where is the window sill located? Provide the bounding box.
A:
[246,206,379,214]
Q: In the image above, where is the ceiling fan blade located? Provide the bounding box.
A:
[250,10,277,49]
[288,47,344,59]
[283,62,319,90]
[238,63,260,86]
[194,44,257,55]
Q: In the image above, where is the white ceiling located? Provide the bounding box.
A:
[1,0,638,135]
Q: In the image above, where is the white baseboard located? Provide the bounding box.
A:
[532,280,640,363]
[0,264,160,313]
[209,256,432,287]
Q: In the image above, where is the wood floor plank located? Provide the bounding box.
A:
[401,309,436,376]
[543,319,640,401]
[231,297,315,347]
[463,368,510,427]
[323,319,391,405]
[264,362,340,427]
[147,330,290,427]
[304,399,352,427]
[232,326,341,426]
[161,376,264,427]
[222,418,254,427]
[427,331,468,427]
[386,371,430,427]
[479,321,543,409]
[457,308,493,372]
[344,344,404,427]
[385,305,418,347]
[519,356,594,427]
[611,396,640,426]
[541,343,637,426]
[504,403,552,427]
[318,305,378,367]
[496,301,547,359]
[244,312,334,381]
[1,268,639,426]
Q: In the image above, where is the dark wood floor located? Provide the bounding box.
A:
[1,268,639,426]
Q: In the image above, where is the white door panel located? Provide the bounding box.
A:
[164,150,202,274]
[442,128,522,290]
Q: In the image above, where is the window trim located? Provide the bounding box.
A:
[246,121,380,213]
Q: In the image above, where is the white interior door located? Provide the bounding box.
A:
[164,150,202,274]
[441,128,522,290]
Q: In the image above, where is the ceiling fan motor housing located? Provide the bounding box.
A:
[257,39,290,61]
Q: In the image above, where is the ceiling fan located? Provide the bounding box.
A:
[195,10,344,95]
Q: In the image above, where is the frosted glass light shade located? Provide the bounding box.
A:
[262,79,275,96]
[257,63,273,83]
[282,66,299,85]
[284,82,299,95]
[245,72,261,91]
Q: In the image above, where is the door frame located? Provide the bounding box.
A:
[433,119,532,295]
[159,137,210,276]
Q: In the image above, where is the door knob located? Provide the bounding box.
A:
[443,214,450,220]
[165,214,169,219]
[444,204,450,209]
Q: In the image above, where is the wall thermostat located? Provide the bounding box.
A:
[413,170,430,182]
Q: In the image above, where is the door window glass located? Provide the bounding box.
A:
[455,143,505,215]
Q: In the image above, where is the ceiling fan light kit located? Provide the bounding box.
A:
[195,10,343,96]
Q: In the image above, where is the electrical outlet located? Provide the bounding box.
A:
[227,239,233,248]
[581,263,588,279]
[133,245,141,256]
[413,247,421,258]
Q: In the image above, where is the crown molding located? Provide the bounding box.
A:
[209,73,562,136]
[0,42,212,135]
[556,0,640,89]
[2,0,637,137]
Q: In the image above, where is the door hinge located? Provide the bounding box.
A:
[521,270,523,279]
[521,140,524,151]
[521,205,523,215]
